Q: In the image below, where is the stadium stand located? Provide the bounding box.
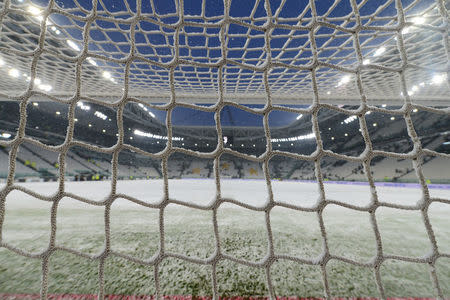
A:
[2,139,449,183]
[0,147,39,179]
[0,100,449,184]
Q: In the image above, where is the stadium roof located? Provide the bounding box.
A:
[0,0,448,106]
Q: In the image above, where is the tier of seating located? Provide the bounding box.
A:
[1,136,449,183]
[0,144,161,182]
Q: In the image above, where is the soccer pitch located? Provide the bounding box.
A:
[1,180,449,297]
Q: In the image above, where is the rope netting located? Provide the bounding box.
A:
[0,0,449,298]
[0,296,442,300]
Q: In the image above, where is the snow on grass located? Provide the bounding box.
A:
[0,180,449,297]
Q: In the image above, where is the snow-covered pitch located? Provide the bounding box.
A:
[1,179,449,297]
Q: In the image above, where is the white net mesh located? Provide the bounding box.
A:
[0,0,449,103]
[0,0,449,298]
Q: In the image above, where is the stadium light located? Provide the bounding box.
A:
[33,102,38,106]
[102,71,117,84]
[34,78,41,85]
[27,5,42,20]
[88,124,92,127]
[344,115,357,124]
[413,17,425,25]
[401,27,410,35]
[331,137,334,140]
[326,91,331,95]
[39,84,52,92]
[102,129,106,133]
[390,117,395,120]
[0,133,12,139]
[77,102,90,111]
[413,108,418,113]
[87,58,97,66]
[271,133,315,143]
[296,114,303,120]
[337,75,351,87]
[66,40,80,51]
[381,104,387,107]
[431,74,446,85]
[373,123,377,127]
[9,68,19,78]
[138,103,154,115]
[344,133,348,136]
[51,26,61,35]
[362,59,370,65]
[134,129,183,141]
[94,111,107,120]
[55,111,61,115]
[373,47,385,57]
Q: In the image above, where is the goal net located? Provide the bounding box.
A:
[0,0,449,298]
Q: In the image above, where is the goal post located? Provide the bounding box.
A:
[0,0,449,299]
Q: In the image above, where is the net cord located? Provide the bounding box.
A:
[0,0,449,299]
